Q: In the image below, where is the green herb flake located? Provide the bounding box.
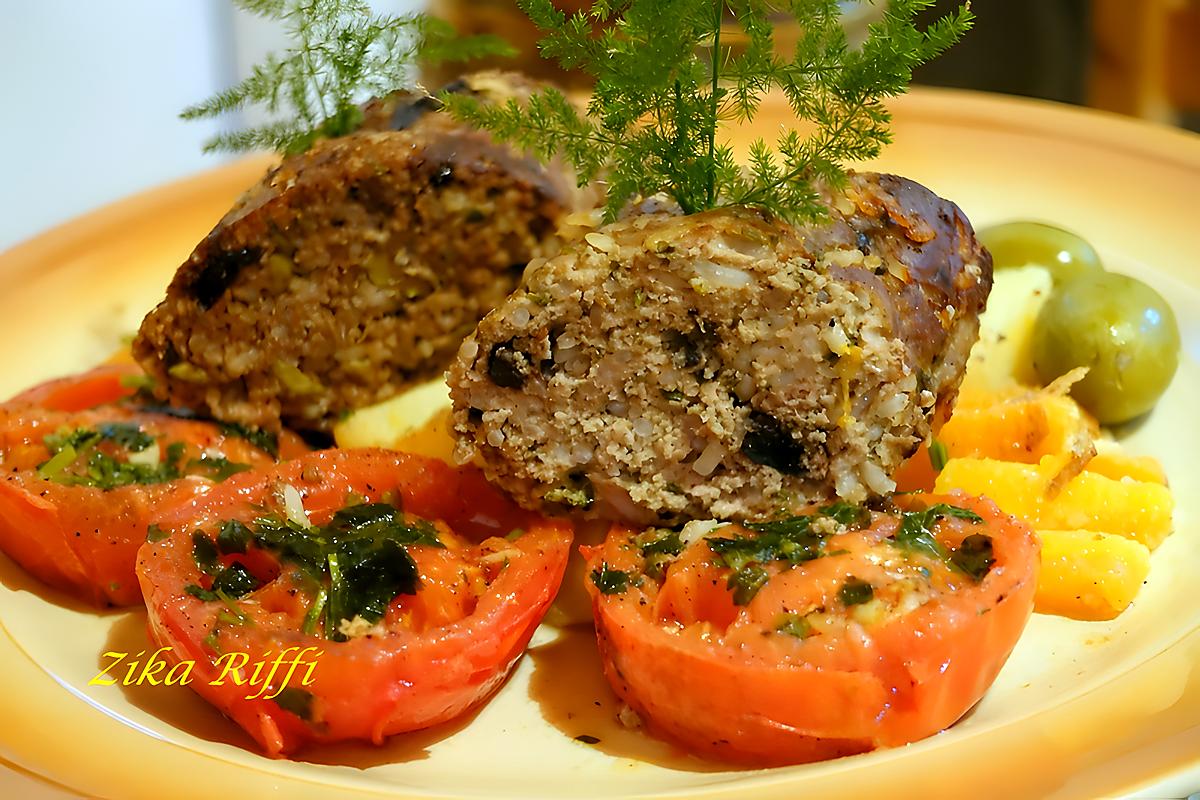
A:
[302,587,329,636]
[839,577,874,607]
[933,504,983,524]
[642,553,671,581]
[819,502,871,529]
[774,613,814,639]
[188,455,253,482]
[727,564,769,606]
[894,512,947,560]
[146,524,170,543]
[929,439,950,472]
[185,583,219,602]
[892,503,985,563]
[217,519,252,554]
[717,516,827,567]
[328,503,442,547]
[639,529,684,558]
[251,502,438,641]
[215,591,253,626]
[949,534,995,582]
[218,422,280,459]
[198,499,454,641]
[119,373,157,393]
[216,610,245,627]
[36,425,188,490]
[274,687,315,722]
[545,483,594,509]
[325,504,435,640]
[638,528,686,579]
[42,427,101,455]
[163,441,187,467]
[95,422,154,452]
[43,423,153,456]
[252,515,327,578]
[201,628,222,653]
[192,532,221,576]
[710,506,871,605]
[36,445,79,482]
[705,513,836,605]
[741,514,813,539]
[591,563,632,595]
[324,543,417,641]
[211,562,262,599]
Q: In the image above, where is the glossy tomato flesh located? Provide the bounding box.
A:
[137,448,574,756]
[0,367,304,605]
[584,494,1039,765]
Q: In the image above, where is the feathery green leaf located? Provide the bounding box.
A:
[445,0,973,222]
[183,0,515,155]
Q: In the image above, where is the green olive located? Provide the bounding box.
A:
[979,221,1104,284]
[1031,272,1180,425]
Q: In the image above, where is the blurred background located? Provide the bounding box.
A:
[2,0,1198,251]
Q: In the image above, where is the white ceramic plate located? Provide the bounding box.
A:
[0,89,1198,799]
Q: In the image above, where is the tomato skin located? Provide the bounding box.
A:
[137,448,573,756]
[4,364,139,412]
[0,470,203,606]
[584,494,1039,765]
[0,368,305,606]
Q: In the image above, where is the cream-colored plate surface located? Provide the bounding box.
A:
[0,89,1198,799]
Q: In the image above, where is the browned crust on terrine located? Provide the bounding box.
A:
[134,72,587,432]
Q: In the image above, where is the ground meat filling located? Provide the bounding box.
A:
[448,173,992,523]
[134,71,588,433]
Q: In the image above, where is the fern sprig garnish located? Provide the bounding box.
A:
[444,0,973,223]
[182,0,514,156]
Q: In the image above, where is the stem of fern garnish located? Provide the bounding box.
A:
[672,80,697,215]
[440,0,974,225]
[707,1,723,210]
[294,5,328,126]
[308,37,334,124]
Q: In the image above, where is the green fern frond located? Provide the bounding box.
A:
[183,0,514,155]
[447,0,974,223]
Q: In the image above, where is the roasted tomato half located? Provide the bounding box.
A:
[0,366,305,605]
[137,448,573,756]
[5,363,142,412]
[583,494,1039,765]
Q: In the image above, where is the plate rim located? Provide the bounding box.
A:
[0,87,1198,799]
